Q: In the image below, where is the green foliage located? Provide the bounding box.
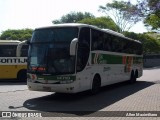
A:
[0,29,33,41]
[137,0,160,31]
[99,0,142,32]
[144,14,160,31]
[148,0,160,18]
[52,11,119,31]
[124,32,160,54]
[78,17,120,31]
[52,12,95,24]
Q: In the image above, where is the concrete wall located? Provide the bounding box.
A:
[143,54,160,68]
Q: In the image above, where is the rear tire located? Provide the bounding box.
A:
[91,75,101,95]
[130,71,136,83]
[135,70,138,78]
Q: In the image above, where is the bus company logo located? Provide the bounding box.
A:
[2,112,11,117]
[93,53,107,64]
[0,57,27,65]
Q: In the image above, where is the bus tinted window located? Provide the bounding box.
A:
[21,45,29,57]
[0,45,17,57]
[92,29,104,50]
[32,27,78,43]
[103,33,112,51]
[91,28,142,55]
[124,41,142,55]
[77,27,90,72]
[79,27,90,48]
[111,35,121,52]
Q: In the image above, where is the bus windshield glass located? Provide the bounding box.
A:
[28,27,78,75]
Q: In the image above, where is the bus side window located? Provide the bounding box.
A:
[116,37,125,53]
[0,47,2,57]
[111,35,120,52]
[21,45,29,57]
[0,45,16,57]
[92,29,104,50]
[103,33,112,51]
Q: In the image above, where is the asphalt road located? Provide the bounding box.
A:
[0,67,160,120]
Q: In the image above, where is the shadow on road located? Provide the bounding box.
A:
[23,81,155,116]
[0,79,26,85]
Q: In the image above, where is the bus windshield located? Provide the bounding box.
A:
[28,27,78,75]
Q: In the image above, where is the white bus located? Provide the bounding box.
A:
[21,23,143,94]
[0,40,28,80]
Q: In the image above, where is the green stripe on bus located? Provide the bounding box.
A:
[37,75,76,81]
[91,53,143,64]
[92,53,123,64]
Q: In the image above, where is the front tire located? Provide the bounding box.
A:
[91,75,101,95]
[17,70,27,81]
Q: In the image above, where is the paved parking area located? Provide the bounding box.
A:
[0,67,160,119]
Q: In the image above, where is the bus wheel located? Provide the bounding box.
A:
[130,70,136,83]
[91,75,101,95]
[17,70,27,81]
[135,70,138,78]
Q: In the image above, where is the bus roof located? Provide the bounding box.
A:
[0,40,20,45]
[35,23,141,44]
[35,23,98,30]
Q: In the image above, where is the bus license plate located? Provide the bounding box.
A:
[43,86,51,91]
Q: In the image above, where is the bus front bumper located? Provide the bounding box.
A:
[27,81,77,93]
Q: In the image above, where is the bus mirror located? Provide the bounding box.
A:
[26,39,30,44]
[16,40,28,57]
[70,38,78,56]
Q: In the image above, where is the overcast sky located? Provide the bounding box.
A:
[0,0,147,34]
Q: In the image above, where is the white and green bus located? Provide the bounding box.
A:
[21,23,143,94]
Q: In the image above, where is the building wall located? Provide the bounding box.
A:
[143,54,160,68]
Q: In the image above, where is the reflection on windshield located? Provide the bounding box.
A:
[29,44,75,74]
[47,56,75,74]
[31,27,78,43]
[30,44,47,66]
[28,27,78,75]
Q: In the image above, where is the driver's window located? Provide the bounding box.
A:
[76,27,90,72]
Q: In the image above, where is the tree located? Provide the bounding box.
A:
[99,0,143,33]
[52,12,95,24]
[144,14,160,31]
[78,16,120,31]
[0,29,33,41]
[124,31,160,54]
[137,0,160,31]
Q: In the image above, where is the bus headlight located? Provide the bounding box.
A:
[60,80,74,84]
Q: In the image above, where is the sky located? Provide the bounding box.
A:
[0,0,147,34]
